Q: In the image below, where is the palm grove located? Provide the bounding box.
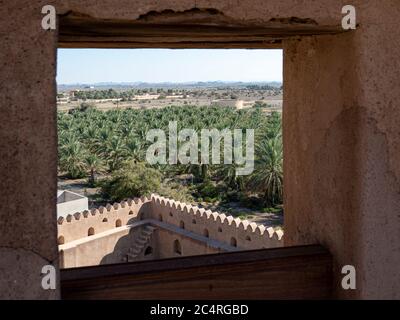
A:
[58,105,283,212]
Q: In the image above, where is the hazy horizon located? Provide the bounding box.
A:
[57,49,283,85]
[57,80,283,86]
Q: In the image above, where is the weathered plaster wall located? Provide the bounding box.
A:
[155,228,222,259]
[1,0,399,299]
[54,0,348,25]
[284,1,400,299]
[283,32,362,299]
[60,226,134,268]
[0,1,59,299]
[355,2,400,299]
[59,223,224,268]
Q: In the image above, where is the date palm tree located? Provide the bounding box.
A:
[84,154,106,186]
[57,104,283,206]
[59,140,87,178]
[105,135,125,171]
[124,137,144,164]
[249,133,283,205]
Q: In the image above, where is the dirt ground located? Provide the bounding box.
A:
[201,201,283,228]
[57,95,283,112]
[58,177,102,207]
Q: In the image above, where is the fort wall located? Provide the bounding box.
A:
[60,225,136,267]
[155,228,223,260]
[147,195,283,250]
[57,195,283,268]
[57,197,151,244]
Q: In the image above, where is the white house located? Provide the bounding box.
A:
[57,190,88,218]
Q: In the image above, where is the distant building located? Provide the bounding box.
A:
[165,95,184,99]
[57,190,88,218]
[134,94,159,100]
[69,90,80,98]
[57,93,69,103]
[236,101,254,109]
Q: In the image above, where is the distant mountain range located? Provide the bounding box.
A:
[58,81,282,91]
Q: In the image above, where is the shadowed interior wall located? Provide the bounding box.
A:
[283,33,361,299]
[155,228,223,259]
[283,2,400,299]
[61,227,134,267]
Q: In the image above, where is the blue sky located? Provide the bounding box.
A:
[57,49,282,84]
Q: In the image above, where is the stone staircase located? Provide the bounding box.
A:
[122,225,157,262]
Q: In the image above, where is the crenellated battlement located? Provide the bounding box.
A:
[148,195,283,250]
[57,196,152,244]
[57,194,283,251]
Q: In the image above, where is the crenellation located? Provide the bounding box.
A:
[217,213,227,224]
[209,212,219,221]
[275,229,284,240]
[249,222,258,232]
[266,227,275,238]
[256,224,265,235]
[148,194,283,250]
[172,201,180,210]
[239,220,250,231]
[225,215,234,225]
[58,197,151,243]
[233,217,241,228]
[204,210,213,219]
[98,206,106,214]
[113,203,120,210]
